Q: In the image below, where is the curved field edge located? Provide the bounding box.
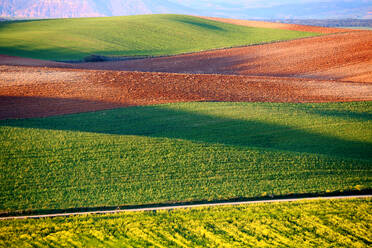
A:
[0,101,371,213]
[0,14,320,61]
[0,199,371,247]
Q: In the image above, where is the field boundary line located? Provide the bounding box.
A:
[1,195,370,220]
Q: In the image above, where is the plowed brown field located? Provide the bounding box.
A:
[0,55,66,67]
[1,66,372,119]
[1,21,371,119]
[73,31,372,83]
[198,16,351,34]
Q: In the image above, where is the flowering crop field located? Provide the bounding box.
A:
[0,199,370,247]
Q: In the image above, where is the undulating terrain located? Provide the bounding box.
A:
[0,14,318,61]
[0,14,371,246]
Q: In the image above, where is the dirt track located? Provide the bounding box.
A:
[1,65,372,119]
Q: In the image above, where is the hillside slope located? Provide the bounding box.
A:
[0,14,319,60]
[75,30,371,83]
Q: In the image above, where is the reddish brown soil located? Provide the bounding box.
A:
[1,20,371,119]
[199,16,352,34]
[0,54,67,67]
[73,31,372,83]
[1,66,371,119]
[2,30,370,84]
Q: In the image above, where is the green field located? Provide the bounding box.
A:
[0,199,370,247]
[0,14,319,61]
[1,102,371,214]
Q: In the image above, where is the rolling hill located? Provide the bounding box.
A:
[0,14,319,61]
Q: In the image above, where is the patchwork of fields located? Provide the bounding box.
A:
[0,14,371,247]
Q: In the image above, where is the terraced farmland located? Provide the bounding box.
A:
[0,14,319,61]
[1,102,371,214]
[0,199,370,247]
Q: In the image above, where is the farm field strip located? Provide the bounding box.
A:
[198,16,351,34]
[1,102,371,214]
[0,14,319,61]
[70,30,372,83]
[1,66,372,120]
[1,199,370,247]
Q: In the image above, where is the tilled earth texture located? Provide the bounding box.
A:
[73,31,372,83]
[0,21,371,119]
[1,66,372,119]
[198,16,354,34]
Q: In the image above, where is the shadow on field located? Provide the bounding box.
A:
[0,96,125,120]
[1,98,371,160]
[297,107,372,121]
[171,17,226,31]
[75,50,254,74]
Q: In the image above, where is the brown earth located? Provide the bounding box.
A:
[0,21,371,119]
[1,30,370,84]
[1,65,372,119]
[199,16,350,34]
[72,31,372,83]
[0,55,67,67]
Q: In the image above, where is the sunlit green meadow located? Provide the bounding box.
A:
[1,101,371,213]
[0,14,320,60]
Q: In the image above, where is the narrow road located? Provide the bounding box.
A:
[1,195,370,220]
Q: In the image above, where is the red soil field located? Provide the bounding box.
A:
[73,31,372,83]
[0,21,371,119]
[199,16,352,34]
[0,55,66,67]
[1,66,371,119]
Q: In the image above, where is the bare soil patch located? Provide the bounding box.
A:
[0,55,68,67]
[2,30,370,84]
[199,16,352,34]
[73,31,372,83]
[1,66,371,119]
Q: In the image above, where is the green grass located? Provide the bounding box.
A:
[0,14,320,61]
[1,101,371,213]
[0,199,370,247]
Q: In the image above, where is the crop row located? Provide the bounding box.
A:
[0,199,370,247]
